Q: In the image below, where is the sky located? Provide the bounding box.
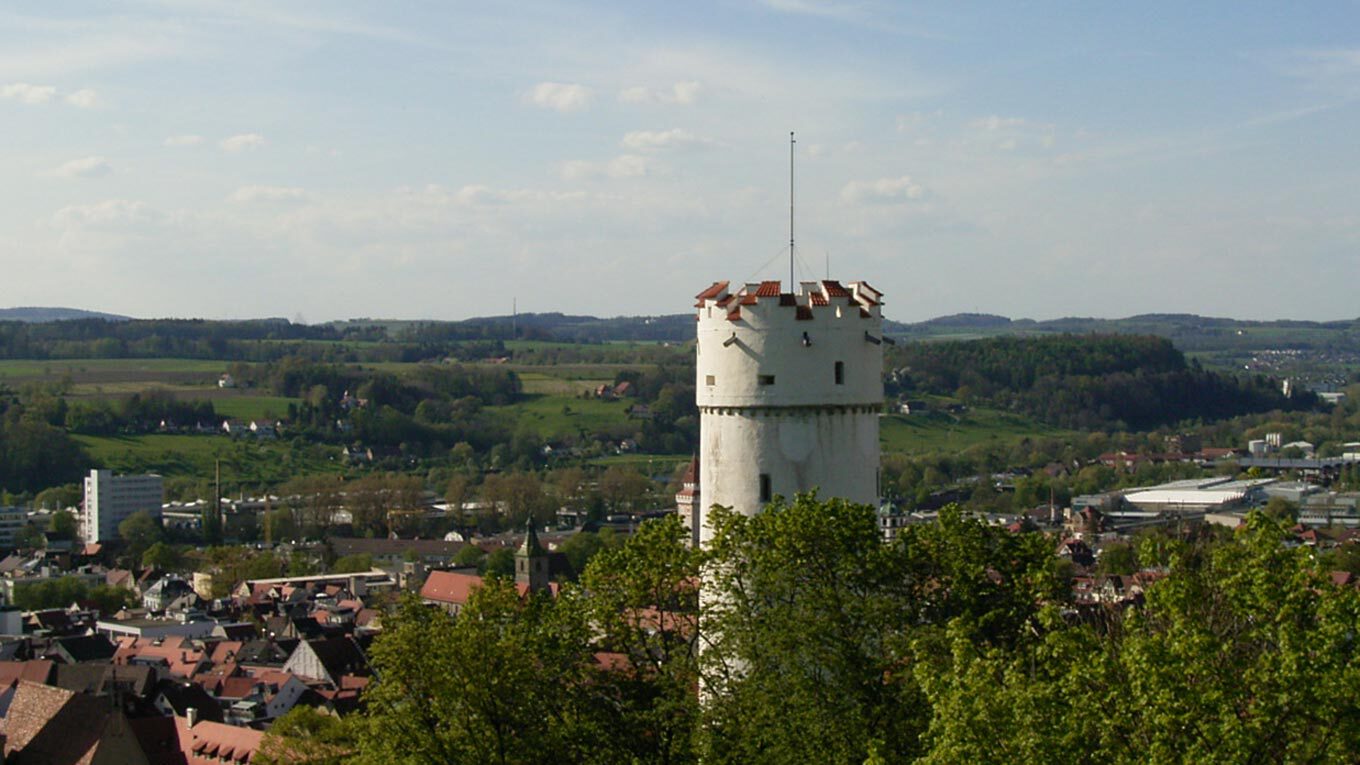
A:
[3,1,1359,323]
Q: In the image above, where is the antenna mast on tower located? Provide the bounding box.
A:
[789,131,795,290]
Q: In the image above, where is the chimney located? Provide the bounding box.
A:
[186,707,199,728]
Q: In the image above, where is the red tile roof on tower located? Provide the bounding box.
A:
[694,281,729,301]
[755,280,781,297]
[821,280,849,297]
[682,457,698,485]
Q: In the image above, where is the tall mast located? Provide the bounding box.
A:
[789,131,795,290]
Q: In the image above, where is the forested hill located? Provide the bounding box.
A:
[0,307,130,323]
[887,334,1316,431]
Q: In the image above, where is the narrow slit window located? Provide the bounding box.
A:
[758,374,776,386]
[705,374,716,386]
[834,361,845,385]
[759,473,772,503]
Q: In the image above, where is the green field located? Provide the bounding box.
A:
[485,393,636,440]
[880,407,1068,455]
[0,358,229,383]
[74,433,341,485]
[199,395,300,420]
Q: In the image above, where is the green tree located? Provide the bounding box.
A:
[918,513,1360,763]
[332,553,373,574]
[141,541,184,571]
[118,510,164,563]
[557,529,619,576]
[14,524,46,550]
[574,514,701,764]
[352,584,595,765]
[700,495,929,764]
[48,509,77,541]
[1096,540,1137,576]
[481,548,515,578]
[257,705,355,765]
[452,544,486,568]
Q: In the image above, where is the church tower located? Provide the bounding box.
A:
[693,278,885,542]
[675,456,700,548]
[514,517,550,593]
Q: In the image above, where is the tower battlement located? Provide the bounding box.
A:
[695,278,885,409]
[694,279,882,322]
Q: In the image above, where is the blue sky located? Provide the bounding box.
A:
[3,1,1358,322]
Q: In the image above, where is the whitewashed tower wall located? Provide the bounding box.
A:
[694,279,884,543]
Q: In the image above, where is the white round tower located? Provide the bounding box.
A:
[694,278,884,542]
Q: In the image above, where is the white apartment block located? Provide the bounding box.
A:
[83,469,163,543]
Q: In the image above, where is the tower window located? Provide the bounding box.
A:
[834,361,844,385]
[706,375,716,386]
[759,474,772,503]
[758,374,776,386]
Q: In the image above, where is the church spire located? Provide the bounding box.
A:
[515,516,550,592]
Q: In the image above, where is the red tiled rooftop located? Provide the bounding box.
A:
[754,280,781,297]
[420,570,485,605]
[821,279,849,297]
[183,718,263,764]
[694,281,729,301]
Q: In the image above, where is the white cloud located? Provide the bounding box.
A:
[64,88,98,108]
[618,81,701,105]
[524,81,592,112]
[164,134,204,147]
[966,115,1056,150]
[1,82,56,104]
[621,128,709,151]
[51,199,156,229]
[561,154,656,181]
[51,156,112,179]
[229,185,308,204]
[219,133,266,151]
[970,115,1028,131]
[840,175,928,204]
[896,110,942,131]
[758,0,860,21]
[618,86,650,104]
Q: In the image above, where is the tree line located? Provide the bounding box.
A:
[889,334,1316,430]
[260,497,1360,764]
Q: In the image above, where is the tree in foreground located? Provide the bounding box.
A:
[917,513,1360,764]
[350,582,595,765]
[698,496,1059,765]
[267,498,1360,764]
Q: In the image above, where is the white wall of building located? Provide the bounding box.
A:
[83,469,164,543]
